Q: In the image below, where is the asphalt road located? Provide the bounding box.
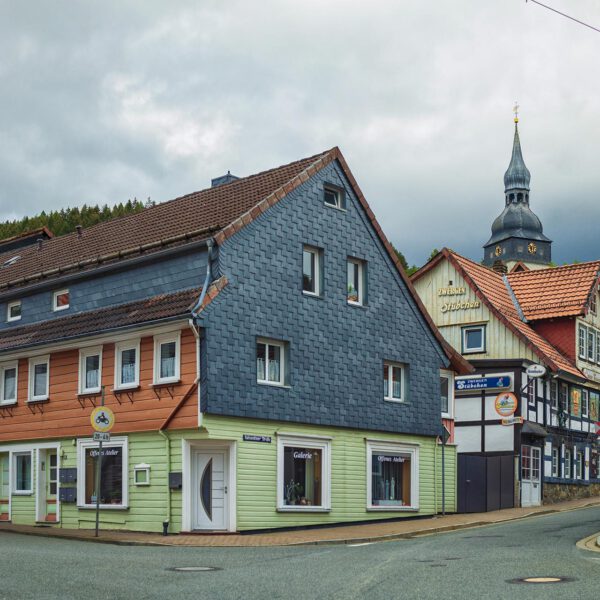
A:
[1,506,600,600]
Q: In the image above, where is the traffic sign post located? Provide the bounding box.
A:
[90,389,115,537]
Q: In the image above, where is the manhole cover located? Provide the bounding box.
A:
[508,576,574,584]
[169,567,220,572]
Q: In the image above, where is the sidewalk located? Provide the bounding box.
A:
[1,497,599,547]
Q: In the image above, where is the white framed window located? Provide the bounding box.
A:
[153,332,181,384]
[28,356,49,402]
[383,361,406,403]
[114,340,140,390]
[582,389,589,418]
[591,292,598,315]
[527,379,535,405]
[576,451,583,480]
[579,324,587,359]
[559,382,569,412]
[52,289,70,311]
[347,258,366,306]
[6,300,21,322]
[550,380,558,410]
[462,325,486,353]
[78,347,102,394]
[0,361,18,405]
[302,245,322,296]
[256,338,287,386]
[551,447,559,477]
[323,184,345,210]
[564,448,572,479]
[588,330,596,362]
[277,434,331,511]
[133,463,151,486]
[77,437,128,509]
[13,451,32,494]
[366,441,419,511]
[440,370,454,418]
[596,332,600,364]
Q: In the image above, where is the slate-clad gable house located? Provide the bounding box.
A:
[0,147,469,532]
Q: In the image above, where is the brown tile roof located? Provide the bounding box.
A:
[0,288,199,351]
[422,249,583,378]
[507,261,600,320]
[0,151,331,290]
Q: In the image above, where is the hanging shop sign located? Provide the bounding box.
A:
[456,376,512,393]
[243,434,272,443]
[495,392,518,417]
[525,364,547,379]
[501,416,524,426]
[90,406,115,433]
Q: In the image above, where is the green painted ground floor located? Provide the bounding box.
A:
[0,415,456,533]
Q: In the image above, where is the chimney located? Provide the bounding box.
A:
[211,170,239,188]
[76,225,83,238]
[492,259,508,275]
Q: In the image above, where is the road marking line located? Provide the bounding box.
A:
[348,542,375,547]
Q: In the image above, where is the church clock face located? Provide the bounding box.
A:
[495,245,502,257]
[528,242,537,255]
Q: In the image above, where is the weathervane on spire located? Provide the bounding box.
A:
[513,101,520,124]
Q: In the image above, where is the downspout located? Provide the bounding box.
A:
[191,239,214,316]
[158,429,171,535]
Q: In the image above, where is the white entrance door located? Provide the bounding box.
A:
[521,445,541,507]
[192,451,228,530]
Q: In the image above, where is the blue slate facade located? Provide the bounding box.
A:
[199,161,448,437]
[0,250,207,330]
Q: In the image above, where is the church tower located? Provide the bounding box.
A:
[483,111,552,270]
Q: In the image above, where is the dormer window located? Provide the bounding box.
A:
[53,289,70,311]
[7,300,21,322]
[323,184,345,210]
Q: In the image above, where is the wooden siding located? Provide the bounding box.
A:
[0,327,198,443]
[413,259,538,362]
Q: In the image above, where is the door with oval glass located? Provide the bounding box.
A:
[192,451,228,530]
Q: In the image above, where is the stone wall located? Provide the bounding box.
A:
[544,482,600,504]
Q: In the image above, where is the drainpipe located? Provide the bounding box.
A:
[191,239,214,317]
[158,429,171,535]
[188,319,203,429]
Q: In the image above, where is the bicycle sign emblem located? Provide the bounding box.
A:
[90,407,115,433]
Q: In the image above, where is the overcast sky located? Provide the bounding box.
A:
[1,1,599,266]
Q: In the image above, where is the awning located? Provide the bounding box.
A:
[521,422,548,437]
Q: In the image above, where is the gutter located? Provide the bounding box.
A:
[158,430,172,535]
[191,239,214,316]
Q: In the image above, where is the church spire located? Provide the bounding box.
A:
[503,108,531,194]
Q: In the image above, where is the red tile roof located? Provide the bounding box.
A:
[416,249,583,378]
[507,261,600,320]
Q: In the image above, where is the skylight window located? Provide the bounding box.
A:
[2,256,21,267]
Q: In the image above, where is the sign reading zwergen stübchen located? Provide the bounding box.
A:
[455,376,512,393]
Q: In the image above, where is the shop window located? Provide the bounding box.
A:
[153,332,180,384]
[462,325,486,353]
[440,370,453,417]
[347,258,367,306]
[78,347,102,394]
[77,438,128,508]
[323,184,345,210]
[115,341,140,390]
[256,338,287,386]
[13,452,32,494]
[277,435,330,511]
[6,300,21,322]
[0,362,17,405]
[53,289,70,312]
[28,356,49,402]
[302,246,323,297]
[551,447,559,477]
[564,449,572,479]
[367,442,419,510]
[579,324,587,359]
[384,362,406,403]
